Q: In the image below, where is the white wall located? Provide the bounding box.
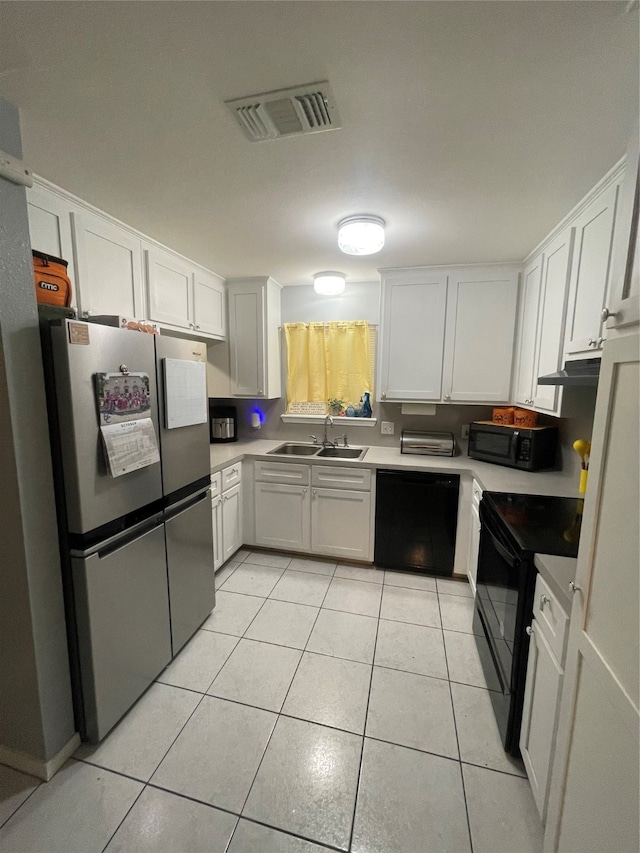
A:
[0,99,76,769]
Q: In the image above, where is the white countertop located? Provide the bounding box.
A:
[210,438,581,498]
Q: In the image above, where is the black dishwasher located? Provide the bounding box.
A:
[374,470,460,575]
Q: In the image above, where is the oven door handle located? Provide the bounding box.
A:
[479,503,519,567]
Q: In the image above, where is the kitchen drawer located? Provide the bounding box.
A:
[254,460,310,485]
[311,465,371,491]
[533,573,569,665]
[472,478,483,509]
[210,471,222,499]
[221,462,242,491]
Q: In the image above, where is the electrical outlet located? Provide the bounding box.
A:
[381,421,395,435]
[461,424,470,439]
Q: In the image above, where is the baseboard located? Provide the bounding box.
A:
[0,732,81,781]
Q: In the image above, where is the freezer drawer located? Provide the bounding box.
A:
[165,489,215,655]
[71,519,171,742]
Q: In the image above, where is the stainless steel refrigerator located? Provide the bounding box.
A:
[41,317,214,742]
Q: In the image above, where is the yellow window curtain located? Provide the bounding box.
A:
[284,321,372,408]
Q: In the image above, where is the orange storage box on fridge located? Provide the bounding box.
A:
[32,250,72,307]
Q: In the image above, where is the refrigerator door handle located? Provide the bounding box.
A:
[164,488,210,522]
[70,514,164,560]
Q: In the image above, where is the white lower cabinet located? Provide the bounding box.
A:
[255,482,311,551]
[212,465,243,568]
[311,487,371,561]
[211,494,223,571]
[253,461,373,562]
[467,479,482,596]
[520,574,569,822]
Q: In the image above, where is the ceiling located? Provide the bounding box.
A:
[0,1,638,286]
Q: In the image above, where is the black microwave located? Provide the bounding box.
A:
[468,421,558,471]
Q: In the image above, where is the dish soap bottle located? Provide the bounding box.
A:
[362,392,372,418]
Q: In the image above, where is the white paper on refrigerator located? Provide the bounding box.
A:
[163,358,207,429]
[100,418,160,477]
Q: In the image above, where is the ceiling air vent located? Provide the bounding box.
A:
[225,81,341,142]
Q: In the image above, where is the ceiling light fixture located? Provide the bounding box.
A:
[313,271,346,296]
[338,215,385,255]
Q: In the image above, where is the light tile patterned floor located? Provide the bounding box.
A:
[0,550,543,853]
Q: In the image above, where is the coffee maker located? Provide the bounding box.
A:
[209,402,238,443]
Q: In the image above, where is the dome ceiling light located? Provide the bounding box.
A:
[337,215,385,256]
[313,271,346,296]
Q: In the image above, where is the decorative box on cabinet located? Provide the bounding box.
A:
[227,277,282,399]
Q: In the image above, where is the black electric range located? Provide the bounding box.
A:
[473,492,582,755]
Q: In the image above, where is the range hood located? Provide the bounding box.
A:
[538,357,601,386]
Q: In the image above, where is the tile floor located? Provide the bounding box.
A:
[0,550,543,853]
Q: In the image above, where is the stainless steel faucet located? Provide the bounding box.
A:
[322,415,336,448]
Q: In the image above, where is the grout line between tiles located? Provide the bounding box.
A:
[99,780,147,853]
[0,778,42,831]
[438,584,475,853]
[229,564,335,837]
[226,814,346,853]
[345,569,385,852]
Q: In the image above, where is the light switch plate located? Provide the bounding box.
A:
[381,421,395,435]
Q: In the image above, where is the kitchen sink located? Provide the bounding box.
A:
[267,443,368,461]
[316,446,368,460]
[268,443,321,456]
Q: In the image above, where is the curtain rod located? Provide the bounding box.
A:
[281,321,371,329]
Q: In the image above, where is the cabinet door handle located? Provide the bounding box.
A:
[302,487,308,494]
[597,337,604,347]
[601,307,616,323]
[196,324,201,330]
[444,393,451,401]
[526,625,533,637]
[539,593,548,609]
[312,489,317,497]
[569,581,581,595]
[258,389,264,395]
[381,392,386,399]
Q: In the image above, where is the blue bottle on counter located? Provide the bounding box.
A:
[362,392,372,418]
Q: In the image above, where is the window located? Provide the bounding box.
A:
[284,321,375,414]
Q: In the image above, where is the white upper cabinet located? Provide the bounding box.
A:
[146,247,192,328]
[533,228,574,414]
[26,177,225,339]
[26,183,77,310]
[146,247,226,339]
[193,269,226,338]
[227,277,282,399]
[442,267,519,403]
[606,123,639,331]
[514,253,543,407]
[71,210,144,319]
[564,180,621,357]
[378,269,448,402]
[378,266,518,404]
